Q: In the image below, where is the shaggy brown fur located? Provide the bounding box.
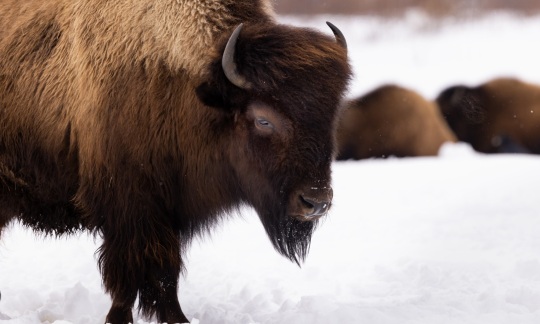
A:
[436,78,540,153]
[336,85,456,160]
[0,0,351,322]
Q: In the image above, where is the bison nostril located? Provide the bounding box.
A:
[299,195,330,217]
[300,195,315,211]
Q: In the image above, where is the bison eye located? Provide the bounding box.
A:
[255,118,274,131]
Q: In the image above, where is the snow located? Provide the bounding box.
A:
[2,12,540,324]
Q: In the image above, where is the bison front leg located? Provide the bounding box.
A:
[99,230,139,323]
[137,230,189,323]
[139,262,189,323]
[105,303,134,324]
[99,222,188,323]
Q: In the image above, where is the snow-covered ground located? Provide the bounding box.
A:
[2,12,540,324]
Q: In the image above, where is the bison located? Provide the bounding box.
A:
[0,0,351,322]
[336,85,456,160]
[436,77,540,154]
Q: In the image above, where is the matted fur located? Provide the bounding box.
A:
[336,85,456,160]
[0,0,351,322]
[436,78,540,154]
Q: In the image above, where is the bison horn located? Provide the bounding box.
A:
[326,21,347,52]
[222,23,253,90]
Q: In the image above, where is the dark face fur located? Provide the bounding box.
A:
[436,85,485,145]
[197,23,351,264]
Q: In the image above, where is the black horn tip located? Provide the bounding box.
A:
[326,21,348,51]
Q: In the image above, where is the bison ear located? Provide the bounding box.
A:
[196,79,247,113]
[196,81,229,109]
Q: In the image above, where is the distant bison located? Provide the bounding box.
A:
[436,78,540,153]
[336,85,456,160]
[0,0,351,322]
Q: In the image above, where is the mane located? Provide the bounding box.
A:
[69,0,275,79]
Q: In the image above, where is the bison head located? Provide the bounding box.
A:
[197,22,351,264]
[436,85,486,145]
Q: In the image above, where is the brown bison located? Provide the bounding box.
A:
[0,0,351,322]
[336,85,456,160]
[436,77,540,154]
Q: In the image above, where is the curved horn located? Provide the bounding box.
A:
[222,23,252,90]
[326,21,347,52]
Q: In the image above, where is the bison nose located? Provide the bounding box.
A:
[299,193,331,218]
[289,187,333,221]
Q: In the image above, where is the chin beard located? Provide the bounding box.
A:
[258,208,318,266]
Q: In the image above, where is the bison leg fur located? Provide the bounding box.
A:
[101,237,138,324]
[99,222,187,323]
[104,303,134,324]
[139,263,189,323]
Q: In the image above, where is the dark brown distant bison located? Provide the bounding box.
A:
[436,78,540,154]
[336,85,456,160]
[0,0,351,322]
